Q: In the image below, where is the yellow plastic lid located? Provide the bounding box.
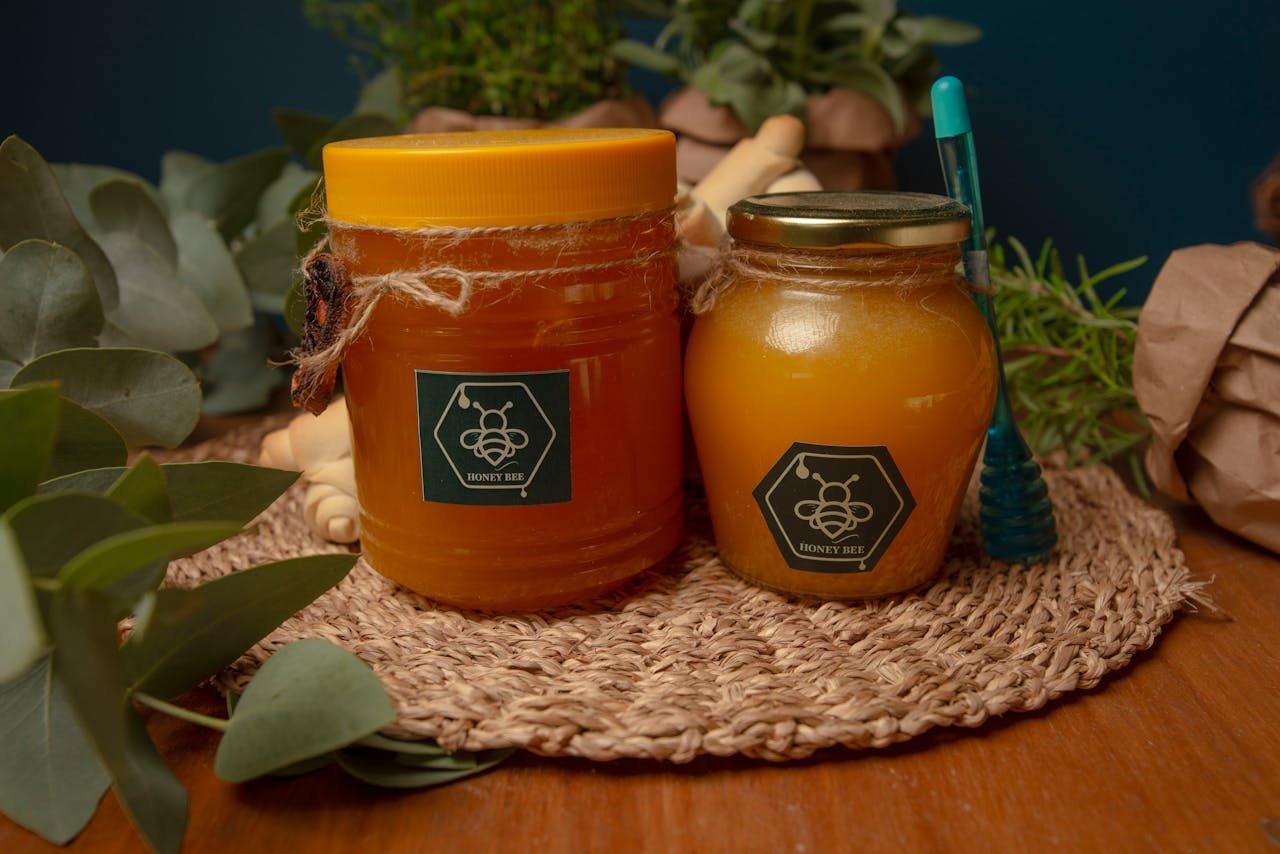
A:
[322,129,676,228]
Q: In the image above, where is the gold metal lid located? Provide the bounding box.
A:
[726,190,971,248]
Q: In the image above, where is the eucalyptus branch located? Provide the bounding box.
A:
[133,693,230,733]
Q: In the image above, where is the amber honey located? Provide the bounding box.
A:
[685,192,996,599]
[324,130,684,610]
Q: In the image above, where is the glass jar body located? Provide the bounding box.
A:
[685,242,995,598]
[336,213,684,610]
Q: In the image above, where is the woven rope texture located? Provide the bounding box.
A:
[165,420,1204,762]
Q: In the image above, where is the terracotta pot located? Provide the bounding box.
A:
[408,94,658,134]
[659,86,920,191]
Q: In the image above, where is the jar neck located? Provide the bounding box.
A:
[727,240,962,289]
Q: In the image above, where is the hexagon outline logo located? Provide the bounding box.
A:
[416,369,571,505]
[433,381,556,498]
[753,442,915,573]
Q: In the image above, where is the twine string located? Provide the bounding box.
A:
[687,243,992,315]
[289,204,676,403]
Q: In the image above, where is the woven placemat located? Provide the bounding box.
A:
[165,419,1206,762]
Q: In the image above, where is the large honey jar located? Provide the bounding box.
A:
[323,130,684,610]
[685,191,996,598]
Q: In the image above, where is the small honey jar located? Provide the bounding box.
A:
[685,191,996,599]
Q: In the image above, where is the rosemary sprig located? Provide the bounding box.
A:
[989,237,1152,495]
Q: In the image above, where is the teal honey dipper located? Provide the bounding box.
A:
[930,76,1057,563]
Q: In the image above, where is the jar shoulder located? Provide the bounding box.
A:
[690,278,994,366]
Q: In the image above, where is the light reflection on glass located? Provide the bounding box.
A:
[764,301,838,355]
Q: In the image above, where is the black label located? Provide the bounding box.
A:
[752,442,914,573]
[416,370,571,505]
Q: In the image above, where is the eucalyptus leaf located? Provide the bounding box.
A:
[90,179,178,267]
[268,753,336,777]
[236,220,296,307]
[58,520,243,591]
[355,732,450,757]
[158,150,212,214]
[305,115,398,170]
[4,491,145,578]
[95,320,140,348]
[123,554,357,699]
[215,638,395,782]
[0,656,109,845]
[257,162,318,230]
[162,461,298,523]
[107,455,171,524]
[354,68,403,120]
[51,162,157,228]
[200,327,283,415]
[185,148,288,241]
[46,398,127,482]
[271,108,337,163]
[48,590,187,854]
[0,384,60,511]
[169,210,254,333]
[0,520,46,683]
[335,746,512,788]
[12,347,202,448]
[0,360,18,388]
[38,466,126,496]
[227,692,335,777]
[0,136,119,310]
[388,752,480,771]
[39,459,297,524]
[0,239,103,363]
[99,231,220,353]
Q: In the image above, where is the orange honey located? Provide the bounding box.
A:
[324,130,684,610]
[685,192,996,599]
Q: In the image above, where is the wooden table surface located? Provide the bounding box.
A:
[4,500,1278,854]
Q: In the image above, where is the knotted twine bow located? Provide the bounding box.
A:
[290,211,677,415]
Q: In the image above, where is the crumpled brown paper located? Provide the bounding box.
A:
[1134,242,1280,552]
[1253,154,1280,242]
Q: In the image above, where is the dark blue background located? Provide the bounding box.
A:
[5,1,1278,300]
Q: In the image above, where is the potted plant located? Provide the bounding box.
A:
[612,0,980,188]
[304,0,657,130]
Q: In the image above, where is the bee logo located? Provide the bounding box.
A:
[459,400,529,467]
[794,471,874,541]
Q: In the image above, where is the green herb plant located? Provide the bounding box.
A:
[304,0,630,119]
[613,0,980,132]
[0,139,510,852]
[989,238,1151,492]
